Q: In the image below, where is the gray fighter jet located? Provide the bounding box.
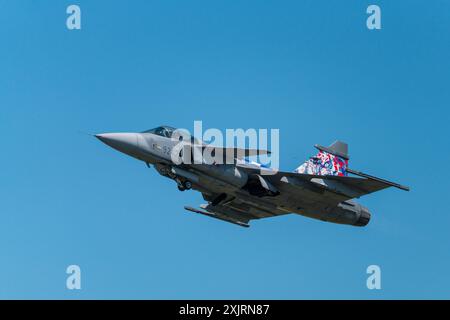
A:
[95,126,409,228]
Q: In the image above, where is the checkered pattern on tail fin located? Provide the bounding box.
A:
[295,141,349,176]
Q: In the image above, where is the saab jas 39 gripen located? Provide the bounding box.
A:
[95,126,409,228]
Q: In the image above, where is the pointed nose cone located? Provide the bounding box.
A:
[95,132,140,156]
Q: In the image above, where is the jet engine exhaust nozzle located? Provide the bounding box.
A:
[354,207,371,227]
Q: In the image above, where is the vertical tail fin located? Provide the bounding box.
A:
[295,141,349,176]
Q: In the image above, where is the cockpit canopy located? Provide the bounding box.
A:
[142,125,203,144]
[142,126,177,138]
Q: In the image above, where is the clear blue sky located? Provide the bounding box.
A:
[0,0,449,299]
